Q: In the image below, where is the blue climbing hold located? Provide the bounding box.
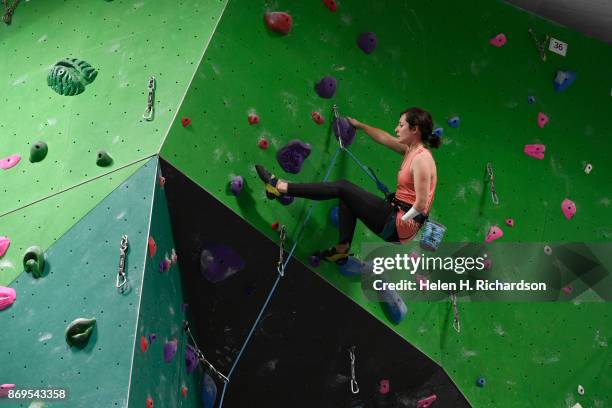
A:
[447,116,460,128]
[476,377,486,387]
[338,257,369,277]
[527,95,536,104]
[553,70,576,92]
[329,206,339,228]
[432,128,443,138]
[278,195,295,206]
[202,373,217,408]
[378,282,408,324]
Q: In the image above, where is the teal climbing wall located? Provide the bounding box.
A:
[159,0,612,407]
[0,0,228,286]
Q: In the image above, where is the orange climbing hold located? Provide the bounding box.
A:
[148,237,157,258]
[311,111,325,124]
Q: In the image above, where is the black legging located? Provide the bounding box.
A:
[286,179,396,245]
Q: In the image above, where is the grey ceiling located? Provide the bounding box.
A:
[505,0,612,44]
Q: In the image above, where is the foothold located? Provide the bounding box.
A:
[171,249,178,264]
[271,221,279,230]
[159,256,171,273]
[230,176,244,196]
[485,225,503,243]
[96,150,113,167]
[584,163,592,174]
[308,255,321,267]
[523,144,546,160]
[489,33,507,47]
[476,377,486,387]
[0,286,17,311]
[378,379,390,395]
[562,286,573,295]
[258,138,269,149]
[0,384,16,398]
[181,117,192,127]
[544,245,552,255]
[29,142,49,163]
[329,206,339,228]
[159,175,166,188]
[65,317,96,348]
[433,127,444,138]
[164,338,178,363]
[528,95,536,104]
[248,113,260,125]
[332,116,357,147]
[186,344,198,374]
[278,195,295,206]
[148,333,157,344]
[311,111,325,124]
[483,258,492,270]
[148,237,157,258]
[577,384,585,395]
[200,243,245,283]
[323,0,337,12]
[146,396,154,408]
[276,139,312,174]
[357,32,378,54]
[561,199,576,220]
[315,76,337,99]
[181,386,188,397]
[201,373,217,408]
[537,112,549,128]
[0,237,10,258]
[140,336,148,353]
[505,218,514,227]
[47,58,98,96]
[553,70,576,92]
[447,116,460,128]
[0,154,21,170]
[417,394,438,408]
[264,11,293,35]
[23,246,45,278]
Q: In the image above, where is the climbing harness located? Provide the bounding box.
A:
[528,27,549,62]
[450,291,461,333]
[143,76,156,121]
[116,235,129,291]
[486,162,499,205]
[349,346,360,394]
[183,320,229,383]
[2,0,19,25]
[276,225,287,277]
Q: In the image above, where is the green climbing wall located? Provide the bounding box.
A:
[0,0,228,286]
[159,0,612,407]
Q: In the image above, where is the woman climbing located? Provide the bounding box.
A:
[255,107,439,265]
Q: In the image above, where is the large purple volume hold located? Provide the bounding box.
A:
[276,139,312,174]
[332,117,356,147]
[315,76,337,98]
[200,243,245,283]
[357,32,377,54]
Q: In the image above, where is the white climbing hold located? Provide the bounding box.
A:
[544,245,552,255]
[572,404,583,408]
[577,384,585,395]
[584,163,592,174]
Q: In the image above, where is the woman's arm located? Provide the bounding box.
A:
[411,155,431,212]
[347,117,407,155]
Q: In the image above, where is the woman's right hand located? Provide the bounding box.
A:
[346,117,363,129]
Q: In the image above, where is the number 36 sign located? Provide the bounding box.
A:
[549,37,568,57]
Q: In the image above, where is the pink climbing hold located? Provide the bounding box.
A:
[489,33,507,47]
[0,384,15,398]
[562,286,573,295]
[0,286,16,311]
[415,274,428,286]
[378,379,390,395]
[483,258,492,270]
[417,395,438,408]
[485,225,503,243]
[561,199,576,220]
[264,12,293,35]
[148,237,157,258]
[0,237,10,258]
[523,144,546,160]
[505,218,514,227]
[311,111,325,124]
[537,112,549,128]
[0,155,21,170]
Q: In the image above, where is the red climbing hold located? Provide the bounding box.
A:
[248,113,260,125]
[505,218,514,227]
[537,112,549,128]
[311,111,325,124]
[0,237,10,258]
[146,396,154,408]
[561,199,576,220]
[485,225,503,243]
[271,221,279,230]
[181,117,192,127]
[0,155,21,170]
[264,11,293,35]
[258,138,269,149]
[489,33,507,47]
[159,175,166,188]
[379,379,390,395]
[181,386,188,397]
[523,144,545,160]
[148,237,157,258]
[140,336,148,353]
[323,0,337,12]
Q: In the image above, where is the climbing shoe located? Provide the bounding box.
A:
[255,164,285,200]
[314,246,351,265]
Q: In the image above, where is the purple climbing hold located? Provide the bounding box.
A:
[181,303,188,312]
[332,116,356,147]
[200,243,245,283]
[315,76,337,99]
[148,333,157,344]
[230,176,244,196]
[185,344,198,374]
[278,195,295,206]
[276,139,312,174]
[164,338,178,363]
[309,255,321,267]
[357,32,377,54]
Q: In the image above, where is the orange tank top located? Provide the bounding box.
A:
[395,146,437,242]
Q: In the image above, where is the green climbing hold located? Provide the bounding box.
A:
[23,246,45,278]
[47,58,98,96]
[29,142,48,163]
[96,150,113,167]
[65,318,97,348]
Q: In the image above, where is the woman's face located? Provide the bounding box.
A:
[395,113,419,145]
